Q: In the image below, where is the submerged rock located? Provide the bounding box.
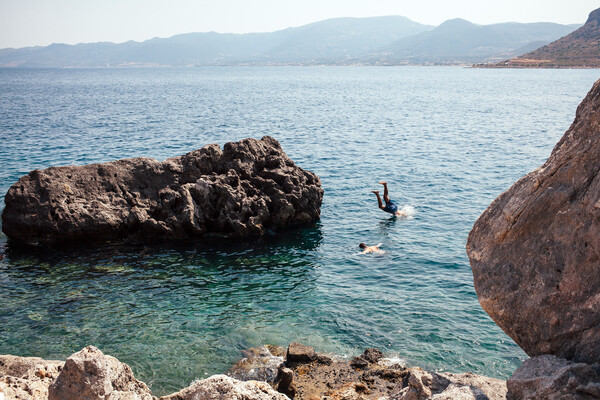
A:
[467,79,600,363]
[228,345,285,383]
[48,346,152,400]
[507,355,600,400]
[2,136,323,245]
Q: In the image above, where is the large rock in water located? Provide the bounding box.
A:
[466,80,600,362]
[2,136,323,245]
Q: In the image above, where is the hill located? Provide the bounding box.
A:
[0,16,582,67]
[0,16,432,67]
[492,8,600,68]
[367,19,580,65]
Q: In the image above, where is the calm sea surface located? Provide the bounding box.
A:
[0,67,598,395]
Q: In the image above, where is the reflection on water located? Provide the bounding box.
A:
[0,226,323,395]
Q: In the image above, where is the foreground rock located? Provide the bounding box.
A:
[2,136,323,245]
[466,79,600,363]
[507,355,600,399]
[230,344,506,400]
[0,344,506,400]
[48,346,153,400]
[159,374,289,400]
[0,354,63,400]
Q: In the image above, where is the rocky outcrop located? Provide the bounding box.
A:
[0,355,63,400]
[158,374,289,400]
[507,355,600,399]
[0,344,508,400]
[48,346,153,400]
[466,79,600,363]
[228,343,506,400]
[2,136,323,245]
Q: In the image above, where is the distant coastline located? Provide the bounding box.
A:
[0,15,581,69]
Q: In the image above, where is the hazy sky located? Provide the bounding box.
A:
[1,0,597,49]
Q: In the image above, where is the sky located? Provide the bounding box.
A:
[0,0,598,49]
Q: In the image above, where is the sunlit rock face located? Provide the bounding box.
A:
[467,79,600,363]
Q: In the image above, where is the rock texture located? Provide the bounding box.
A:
[158,374,289,400]
[507,355,600,400]
[0,354,63,400]
[0,344,507,400]
[466,79,600,363]
[2,136,323,245]
[48,346,153,400]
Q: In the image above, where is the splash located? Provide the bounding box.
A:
[398,205,416,218]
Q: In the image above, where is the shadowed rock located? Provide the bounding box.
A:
[2,136,323,245]
[286,343,316,364]
[467,79,600,363]
[507,355,600,400]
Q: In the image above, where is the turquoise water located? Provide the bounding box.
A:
[0,67,598,395]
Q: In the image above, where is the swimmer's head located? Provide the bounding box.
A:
[359,243,367,249]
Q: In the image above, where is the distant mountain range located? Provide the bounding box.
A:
[490,8,600,68]
[0,15,582,67]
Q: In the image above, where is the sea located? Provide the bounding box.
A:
[0,66,598,395]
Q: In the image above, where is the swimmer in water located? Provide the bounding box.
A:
[372,181,406,217]
[357,243,384,255]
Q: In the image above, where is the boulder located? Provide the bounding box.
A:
[507,355,600,400]
[158,374,289,400]
[0,354,64,400]
[48,346,152,400]
[466,79,600,362]
[2,136,323,245]
[274,366,297,399]
[286,343,316,364]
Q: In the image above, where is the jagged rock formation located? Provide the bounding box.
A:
[467,79,600,363]
[230,344,506,400]
[496,7,600,67]
[2,136,323,245]
[507,355,600,399]
[0,344,507,400]
[0,355,63,400]
[48,346,153,400]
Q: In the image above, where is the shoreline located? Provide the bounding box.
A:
[0,343,507,400]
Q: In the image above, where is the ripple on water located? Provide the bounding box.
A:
[1,67,599,395]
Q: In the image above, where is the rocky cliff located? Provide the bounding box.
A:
[491,7,600,68]
[467,79,600,364]
[2,136,323,245]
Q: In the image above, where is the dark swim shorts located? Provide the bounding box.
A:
[383,199,398,214]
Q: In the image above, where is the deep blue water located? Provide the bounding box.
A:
[0,67,598,395]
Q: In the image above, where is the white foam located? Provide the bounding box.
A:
[398,205,415,218]
[380,356,408,368]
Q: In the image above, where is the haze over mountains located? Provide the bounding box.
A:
[0,15,581,67]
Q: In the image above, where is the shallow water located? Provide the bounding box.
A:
[0,66,598,395]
